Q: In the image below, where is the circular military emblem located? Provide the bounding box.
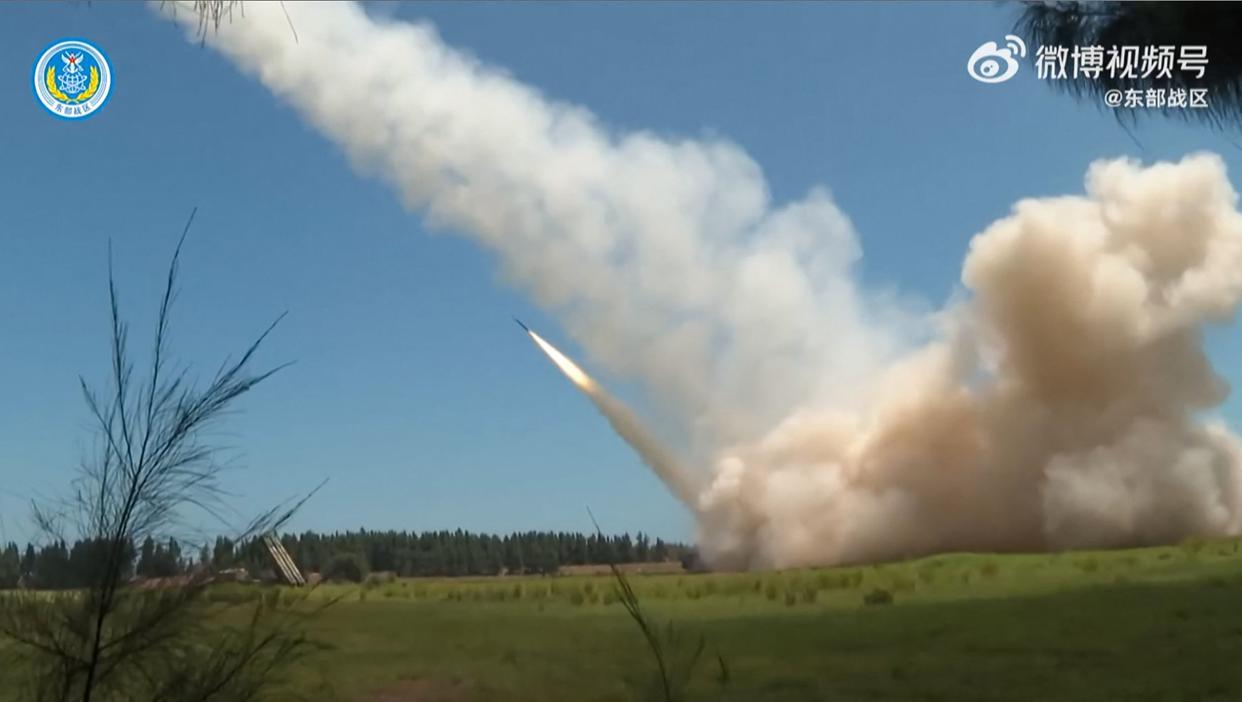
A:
[33,39,112,119]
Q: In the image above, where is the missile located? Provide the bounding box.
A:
[512,317,698,507]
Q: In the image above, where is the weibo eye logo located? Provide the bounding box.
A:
[33,39,113,119]
[967,35,1027,84]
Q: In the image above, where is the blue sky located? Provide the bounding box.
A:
[3,1,1242,545]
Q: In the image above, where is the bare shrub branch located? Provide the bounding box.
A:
[0,211,315,702]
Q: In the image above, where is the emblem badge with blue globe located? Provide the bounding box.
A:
[33,39,112,119]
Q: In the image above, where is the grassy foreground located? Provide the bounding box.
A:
[11,539,1242,700]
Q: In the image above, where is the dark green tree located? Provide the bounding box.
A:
[0,543,20,589]
[136,536,157,578]
[211,536,235,570]
[21,543,36,578]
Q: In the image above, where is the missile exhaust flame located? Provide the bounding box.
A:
[518,320,699,507]
[522,323,596,392]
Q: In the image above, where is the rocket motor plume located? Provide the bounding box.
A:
[524,325,596,392]
[173,1,1242,570]
[520,323,699,507]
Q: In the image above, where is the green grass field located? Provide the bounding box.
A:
[250,538,1242,700]
[10,539,1242,701]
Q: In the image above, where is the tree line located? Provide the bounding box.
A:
[0,536,187,590]
[0,529,691,588]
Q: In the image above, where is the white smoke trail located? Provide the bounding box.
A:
[160,1,911,454]
[168,2,1242,569]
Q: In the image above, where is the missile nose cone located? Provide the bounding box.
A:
[513,316,531,333]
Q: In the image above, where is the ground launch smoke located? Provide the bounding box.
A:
[172,2,1242,569]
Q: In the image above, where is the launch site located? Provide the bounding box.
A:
[5,1,1242,700]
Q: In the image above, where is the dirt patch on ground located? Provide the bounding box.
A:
[558,561,685,576]
[364,676,474,702]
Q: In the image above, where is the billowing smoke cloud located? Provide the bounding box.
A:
[169,2,1242,569]
[699,156,1242,568]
